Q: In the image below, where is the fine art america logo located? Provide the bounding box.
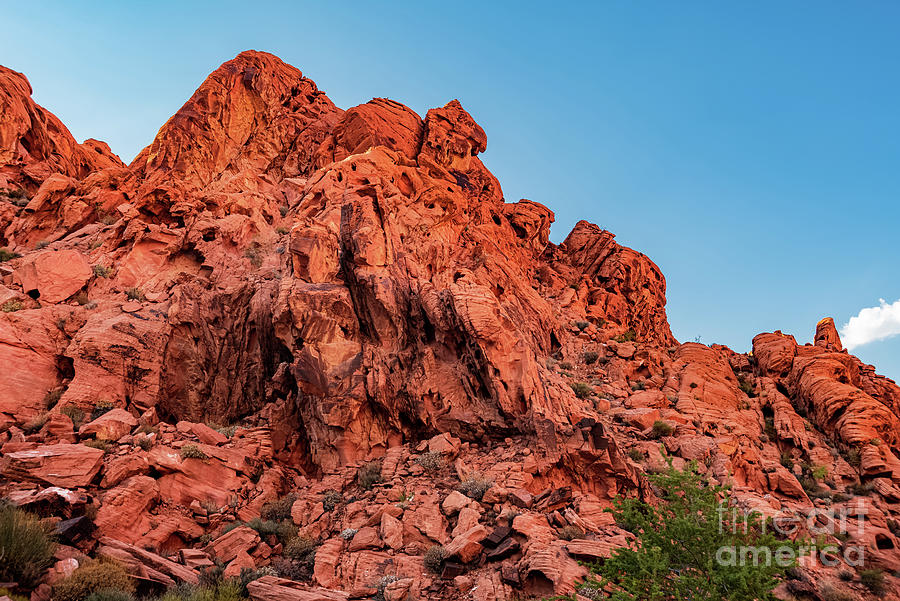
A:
[716,503,868,568]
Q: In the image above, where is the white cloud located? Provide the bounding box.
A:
[840,298,900,350]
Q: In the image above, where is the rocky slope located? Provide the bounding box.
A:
[1,51,899,600]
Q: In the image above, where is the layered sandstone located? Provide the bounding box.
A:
[1,51,899,600]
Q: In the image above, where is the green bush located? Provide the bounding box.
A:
[859,568,885,595]
[614,329,636,343]
[243,517,296,545]
[84,591,135,601]
[91,400,116,421]
[650,420,674,438]
[92,264,111,278]
[423,545,448,574]
[125,287,145,302]
[571,381,593,399]
[357,460,383,490]
[583,351,599,364]
[53,559,134,601]
[0,503,56,587]
[627,448,645,462]
[22,412,49,434]
[583,461,801,601]
[0,248,22,262]
[157,581,245,601]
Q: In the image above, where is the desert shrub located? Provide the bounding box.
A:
[260,493,297,521]
[0,248,21,262]
[738,376,755,397]
[245,518,296,544]
[180,444,208,460]
[0,503,57,587]
[819,584,854,601]
[627,448,645,462]
[415,451,444,472]
[158,580,244,601]
[125,287,144,302]
[0,588,28,601]
[650,420,674,439]
[238,566,276,595]
[457,473,493,501]
[275,227,289,235]
[848,481,874,496]
[84,591,135,601]
[574,321,590,331]
[84,439,111,452]
[53,559,134,601]
[842,447,861,467]
[631,380,646,391]
[837,569,854,582]
[373,575,400,601]
[423,545,448,574]
[557,525,584,541]
[571,381,592,399]
[339,528,358,540]
[357,460,383,490]
[1,299,24,313]
[614,329,636,343]
[859,568,885,595]
[582,460,801,601]
[22,412,49,434]
[44,388,63,410]
[559,361,573,371]
[322,490,343,512]
[136,436,153,451]
[281,536,317,575]
[583,351,599,364]
[780,452,794,471]
[91,399,116,420]
[244,247,263,268]
[35,240,49,250]
[92,264,111,278]
[60,404,86,427]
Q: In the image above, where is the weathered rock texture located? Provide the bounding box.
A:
[2,51,899,599]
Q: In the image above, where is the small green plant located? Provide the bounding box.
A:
[571,381,592,399]
[457,473,493,501]
[0,248,21,262]
[559,361,574,371]
[125,287,144,302]
[275,226,289,235]
[583,351,599,364]
[614,329,637,343]
[180,444,208,460]
[92,264,111,278]
[52,558,134,601]
[627,448,645,462]
[136,436,152,451]
[811,465,828,480]
[1,299,24,313]
[0,502,57,587]
[44,388,63,409]
[284,535,318,560]
[651,420,674,439]
[357,460,383,490]
[859,568,885,595]
[83,591,135,601]
[35,240,49,250]
[574,320,590,331]
[631,380,646,391]
[842,447,861,467]
[415,451,444,472]
[780,451,794,471]
[738,375,755,397]
[847,480,874,496]
[423,545,448,574]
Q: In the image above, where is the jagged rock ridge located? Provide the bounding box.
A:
[1,51,899,600]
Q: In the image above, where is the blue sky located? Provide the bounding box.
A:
[3,1,898,380]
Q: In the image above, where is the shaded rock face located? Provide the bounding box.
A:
[3,50,900,598]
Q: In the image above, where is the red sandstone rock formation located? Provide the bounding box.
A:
[2,51,900,599]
